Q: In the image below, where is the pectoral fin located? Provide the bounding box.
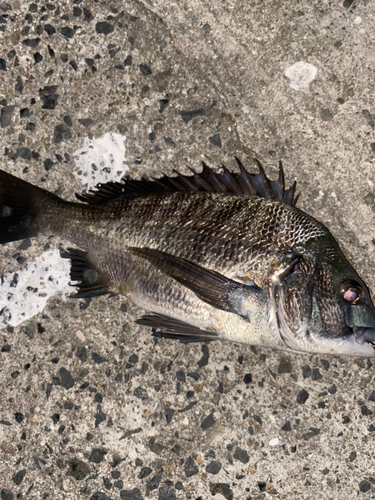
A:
[136,314,221,343]
[130,247,261,317]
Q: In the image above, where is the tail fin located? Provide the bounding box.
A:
[0,169,60,244]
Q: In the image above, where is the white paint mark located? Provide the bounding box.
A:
[0,132,127,330]
[285,62,317,91]
[269,438,279,446]
[73,132,128,190]
[0,250,72,328]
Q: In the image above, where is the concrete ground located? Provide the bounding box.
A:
[1,0,375,499]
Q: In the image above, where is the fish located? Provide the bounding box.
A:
[1,157,375,357]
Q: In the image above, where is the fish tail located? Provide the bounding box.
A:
[0,169,62,244]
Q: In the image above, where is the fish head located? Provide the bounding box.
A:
[269,237,375,357]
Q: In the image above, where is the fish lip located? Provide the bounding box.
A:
[353,327,375,346]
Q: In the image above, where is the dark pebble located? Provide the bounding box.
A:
[165,408,174,424]
[1,106,15,128]
[184,456,198,477]
[53,124,72,143]
[1,345,11,352]
[179,108,205,124]
[369,391,375,402]
[33,52,43,64]
[22,38,40,48]
[362,110,374,128]
[158,485,176,500]
[39,86,59,109]
[282,420,291,431]
[73,6,82,17]
[12,469,26,485]
[128,354,138,364]
[1,490,14,500]
[139,467,152,479]
[120,489,143,500]
[83,8,94,22]
[124,55,132,66]
[320,108,333,121]
[359,480,371,492]
[96,21,114,35]
[361,405,373,416]
[59,367,75,389]
[94,392,103,403]
[43,158,54,171]
[164,137,176,147]
[187,372,200,381]
[51,413,60,424]
[343,0,355,7]
[44,24,56,36]
[297,389,309,404]
[320,359,330,370]
[278,357,292,373]
[176,370,185,382]
[90,493,112,500]
[147,469,163,491]
[328,384,337,395]
[92,352,107,364]
[302,365,311,378]
[61,26,75,38]
[134,386,148,400]
[201,413,215,430]
[349,451,357,462]
[243,373,252,384]
[202,23,211,33]
[76,345,87,362]
[114,480,123,489]
[209,483,233,500]
[89,448,107,464]
[139,63,152,75]
[209,134,222,148]
[258,482,267,492]
[95,404,106,427]
[311,368,322,380]
[16,147,32,160]
[15,76,23,93]
[69,459,90,480]
[206,461,221,474]
[233,447,249,464]
[302,427,320,440]
[0,58,6,71]
[149,438,164,455]
[64,115,72,127]
[197,344,209,367]
[78,118,94,127]
[159,99,169,113]
[20,108,30,118]
[14,412,24,423]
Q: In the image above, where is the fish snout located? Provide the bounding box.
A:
[354,327,375,345]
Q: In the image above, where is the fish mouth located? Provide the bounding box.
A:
[353,327,375,347]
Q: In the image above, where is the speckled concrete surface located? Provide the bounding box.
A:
[1,1,375,499]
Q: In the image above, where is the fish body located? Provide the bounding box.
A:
[1,158,375,357]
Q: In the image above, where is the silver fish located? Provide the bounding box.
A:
[0,157,374,357]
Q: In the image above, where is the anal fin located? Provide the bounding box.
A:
[136,314,221,343]
[65,248,110,298]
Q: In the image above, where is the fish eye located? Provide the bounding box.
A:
[340,280,364,304]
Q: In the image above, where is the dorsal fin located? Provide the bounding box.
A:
[76,157,300,207]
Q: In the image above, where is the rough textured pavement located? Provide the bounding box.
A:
[1,0,375,499]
